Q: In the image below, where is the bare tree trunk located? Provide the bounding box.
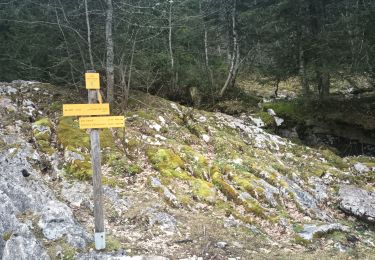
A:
[168,1,175,91]
[316,67,330,99]
[119,59,127,112]
[54,4,76,86]
[57,0,87,71]
[124,35,137,108]
[204,29,209,67]
[299,48,309,96]
[321,71,330,98]
[205,28,215,103]
[274,79,280,98]
[168,2,174,70]
[84,0,94,70]
[219,0,239,97]
[199,0,215,103]
[105,0,114,103]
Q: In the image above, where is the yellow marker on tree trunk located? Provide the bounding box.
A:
[85,72,100,89]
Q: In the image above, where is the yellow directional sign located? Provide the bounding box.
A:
[79,116,125,129]
[85,73,100,89]
[63,104,110,116]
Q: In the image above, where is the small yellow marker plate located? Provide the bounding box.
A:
[79,116,125,129]
[63,104,110,116]
[85,73,100,89]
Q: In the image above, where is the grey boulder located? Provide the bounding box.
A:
[298,223,349,241]
[2,224,50,260]
[339,185,375,222]
[38,200,90,248]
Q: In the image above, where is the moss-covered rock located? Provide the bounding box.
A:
[46,239,77,259]
[211,171,240,204]
[32,118,54,155]
[57,117,90,150]
[262,99,307,125]
[34,118,53,128]
[147,147,190,180]
[320,149,348,170]
[147,148,184,169]
[192,179,217,203]
[180,146,209,179]
[57,117,115,150]
[232,175,265,200]
[255,111,275,127]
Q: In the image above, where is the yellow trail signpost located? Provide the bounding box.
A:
[79,116,125,129]
[62,71,125,251]
[63,104,110,116]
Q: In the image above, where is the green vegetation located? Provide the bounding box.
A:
[105,235,123,251]
[147,148,190,180]
[34,118,52,128]
[45,240,77,260]
[103,152,140,176]
[64,159,92,181]
[255,111,275,127]
[320,149,349,170]
[292,224,304,233]
[2,232,12,241]
[57,117,90,150]
[211,171,240,204]
[3,0,374,102]
[293,235,310,246]
[192,179,216,203]
[33,118,54,155]
[262,100,308,125]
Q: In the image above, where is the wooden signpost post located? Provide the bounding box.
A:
[62,71,125,250]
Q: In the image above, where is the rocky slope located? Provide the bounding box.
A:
[0,81,374,259]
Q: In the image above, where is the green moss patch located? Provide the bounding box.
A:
[147,147,184,169]
[34,118,53,128]
[57,117,90,150]
[46,240,77,259]
[192,179,217,203]
[232,175,265,200]
[105,235,123,251]
[180,146,209,179]
[211,171,240,204]
[320,149,348,170]
[57,117,116,159]
[33,118,54,155]
[2,232,12,241]
[100,129,116,149]
[262,99,308,125]
[64,159,92,181]
[255,111,275,127]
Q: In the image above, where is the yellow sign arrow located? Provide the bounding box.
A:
[79,116,125,129]
[63,104,110,116]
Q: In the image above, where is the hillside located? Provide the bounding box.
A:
[0,81,375,259]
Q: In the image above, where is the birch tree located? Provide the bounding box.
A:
[219,0,240,97]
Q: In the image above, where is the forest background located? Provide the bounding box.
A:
[1,0,375,106]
